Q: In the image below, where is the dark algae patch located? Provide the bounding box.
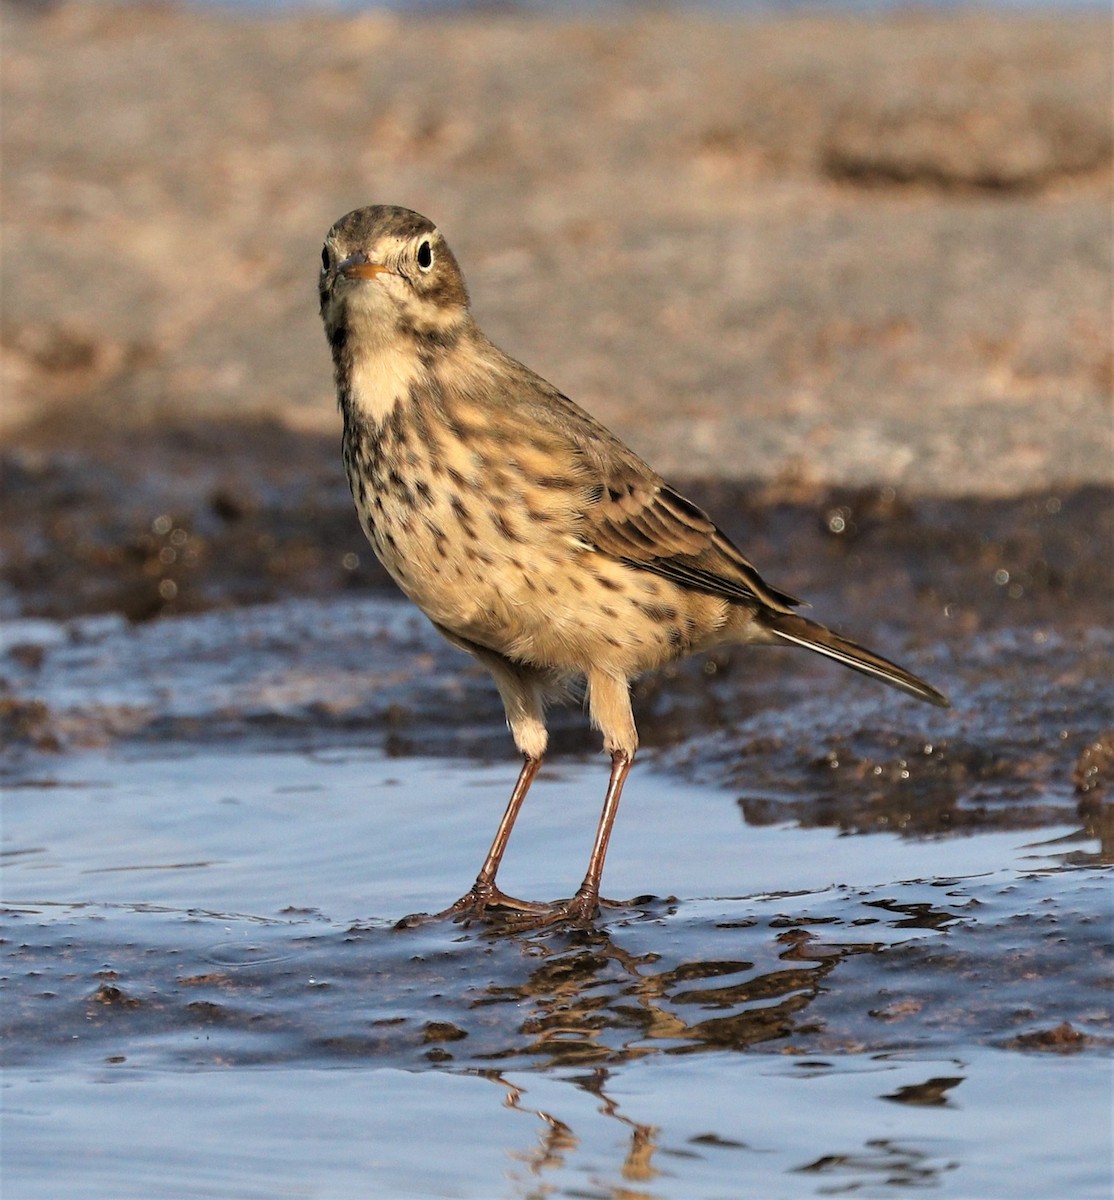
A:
[3,867,1109,1074]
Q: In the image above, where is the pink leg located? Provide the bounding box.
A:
[439,755,550,919]
[500,749,636,931]
[566,749,634,920]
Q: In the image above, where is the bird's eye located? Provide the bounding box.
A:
[321,245,330,271]
[416,240,433,271]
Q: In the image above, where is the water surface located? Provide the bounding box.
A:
[2,581,1111,1197]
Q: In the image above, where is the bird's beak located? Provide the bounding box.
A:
[338,253,392,281]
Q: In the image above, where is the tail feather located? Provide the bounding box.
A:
[761,612,949,708]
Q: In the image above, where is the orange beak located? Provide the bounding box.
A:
[338,255,391,281]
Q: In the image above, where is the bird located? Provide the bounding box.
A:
[318,204,948,927]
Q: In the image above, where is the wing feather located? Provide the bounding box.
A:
[584,475,801,612]
[471,349,802,613]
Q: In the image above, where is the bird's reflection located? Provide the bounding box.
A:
[495,1073,581,1179]
[481,1061,966,1198]
[472,915,858,1068]
[487,1066,661,1199]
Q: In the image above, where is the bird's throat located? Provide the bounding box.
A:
[336,336,423,429]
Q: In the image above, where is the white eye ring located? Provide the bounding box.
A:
[416,240,434,272]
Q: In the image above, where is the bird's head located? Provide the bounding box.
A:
[319,205,471,351]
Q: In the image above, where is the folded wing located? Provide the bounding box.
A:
[583,473,802,613]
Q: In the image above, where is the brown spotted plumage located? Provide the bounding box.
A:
[319,205,948,927]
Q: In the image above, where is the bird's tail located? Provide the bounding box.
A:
[759,612,949,708]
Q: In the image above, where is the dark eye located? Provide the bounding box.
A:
[416,240,433,271]
[321,245,330,271]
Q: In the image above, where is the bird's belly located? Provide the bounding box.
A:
[354,489,733,674]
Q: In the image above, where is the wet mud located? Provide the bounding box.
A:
[3,443,1111,1049]
[3,423,1111,825]
[3,868,1108,1075]
[3,421,1112,632]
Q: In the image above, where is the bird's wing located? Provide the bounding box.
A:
[581,471,801,612]
[484,354,802,612]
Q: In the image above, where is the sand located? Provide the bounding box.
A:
[3,2,1111,499]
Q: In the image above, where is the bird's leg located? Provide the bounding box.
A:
[509,672,638,926]
[499,748,636,933]
[565,749,634,921]
[440,754,550,919]
[423,645,555,921]
[560,670,639,921]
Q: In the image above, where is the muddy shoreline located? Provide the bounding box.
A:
[3,408,1112,838]
[3,421,1112,627]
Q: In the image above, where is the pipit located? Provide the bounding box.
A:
[319,204,948,926]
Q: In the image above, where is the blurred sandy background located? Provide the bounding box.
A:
[3,2,1110,497]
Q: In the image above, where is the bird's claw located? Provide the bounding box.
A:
[396,887,648,933]
[438,883,553,924]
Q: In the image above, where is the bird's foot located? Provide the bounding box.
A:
[499,892,663,932]
[395,886,652,932]
[393,884,546,930]
[493,887,621,933]
[439,882,552,924]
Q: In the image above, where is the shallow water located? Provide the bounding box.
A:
[1,597,1111,1198]
[3,747,1110,1199]
[7,1051,1109,1200]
